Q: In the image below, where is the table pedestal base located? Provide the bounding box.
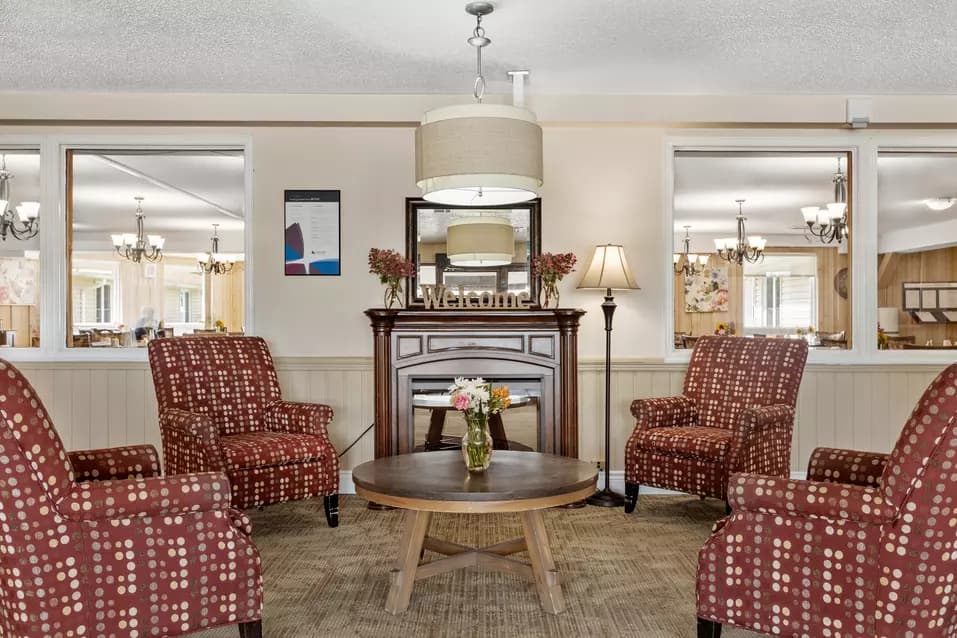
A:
[386,509,565,615]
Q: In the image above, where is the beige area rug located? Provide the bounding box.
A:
[192,496,763,638]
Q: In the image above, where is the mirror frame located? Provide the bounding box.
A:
[404,197,543,308]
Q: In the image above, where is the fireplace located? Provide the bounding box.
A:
[365,308,586,459]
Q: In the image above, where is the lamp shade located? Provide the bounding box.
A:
[415,103,543,206]
[577,244,640,290]
[446,216,515,267]
[878,307,900,334]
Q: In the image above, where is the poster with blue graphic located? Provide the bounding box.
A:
[284,190,340,276]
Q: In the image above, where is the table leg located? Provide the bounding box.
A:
[489,413,509,450]
[424,410,447,451]
[520,509,565,614]
[386,509,432,614]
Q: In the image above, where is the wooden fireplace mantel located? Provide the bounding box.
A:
[365,308,586,459]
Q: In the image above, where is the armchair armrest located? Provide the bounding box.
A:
[68,444,161,482]
[630,396,697,431]
[59,472,231,521]
[728,473,895,525]
[728,404,795,470]
[807,447,888,487]
[159,408,227,473]
[264,400,333,438]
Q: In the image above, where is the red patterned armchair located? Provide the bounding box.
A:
[149,336,340,526]
[624,336,808,511]
[0,359,263,637]
[696,362,957,638]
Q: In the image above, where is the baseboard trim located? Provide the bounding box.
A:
[338,469,807,497]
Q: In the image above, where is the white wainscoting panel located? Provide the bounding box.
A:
[11,358,947,474]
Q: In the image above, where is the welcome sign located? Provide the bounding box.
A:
[421,284,532,309]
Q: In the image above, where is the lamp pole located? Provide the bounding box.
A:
[587,287,625,507]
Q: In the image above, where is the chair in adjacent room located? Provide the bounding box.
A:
[148,335,341,525]
[696,362,957,637]
[0,359,263,638]
[624,336,808,511]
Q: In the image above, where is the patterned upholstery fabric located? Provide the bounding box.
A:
[0,359,262,637]
[632,426,732,460]
[148,336,339,510]
[626,336,808,500]
[697,362,957,637]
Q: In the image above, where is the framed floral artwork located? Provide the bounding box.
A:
[684,266,729,313]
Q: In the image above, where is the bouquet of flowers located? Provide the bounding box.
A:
[448,377,511,472]
[368,248,416,308]
[531,252,577,308]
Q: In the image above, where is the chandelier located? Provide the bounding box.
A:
[111,197,164,263]
[197,224,235,275]
[715,200,766,265]
[414,2,543,206]
[0,155,39,241]
[673,226,708,277]
[800,157,848,244]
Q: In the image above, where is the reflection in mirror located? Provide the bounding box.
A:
[67,149,246,348]
[877,152,957,350]
[0,149,41,348]
[405,199,541,306]
[673,151,852,350]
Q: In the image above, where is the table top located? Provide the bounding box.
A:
[353,451,597,512]
[412,393,531,409]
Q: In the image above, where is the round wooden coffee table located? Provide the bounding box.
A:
[352,450,597,615]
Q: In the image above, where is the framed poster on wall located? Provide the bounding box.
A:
[284,189,341,275]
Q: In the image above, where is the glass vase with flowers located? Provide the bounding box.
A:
[531,252,577,308]
[449,377,511,472]
[368,248,416,309]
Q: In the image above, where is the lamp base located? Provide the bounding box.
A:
[585,487,626,508]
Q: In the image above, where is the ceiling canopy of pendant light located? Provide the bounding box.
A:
[446,216,515,266]
[415,2,543,207]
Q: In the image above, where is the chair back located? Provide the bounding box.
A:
[876,363,957,631]
[0,360,82,638]
[683,336,808,430]
[148,336,282,436]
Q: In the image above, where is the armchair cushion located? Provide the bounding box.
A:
[68,444,161,482]
[221,431,333,470]
[633,426,732,460]
[59,471,231,521]
[807,446,888,487]
[264,400,333,438]
[630,396,698,430]
[728,472,896,525]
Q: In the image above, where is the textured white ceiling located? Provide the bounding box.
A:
[4,0,957,95]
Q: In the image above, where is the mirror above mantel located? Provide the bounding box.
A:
[405,198,542,308]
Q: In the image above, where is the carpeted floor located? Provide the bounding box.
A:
[191,496,763,638]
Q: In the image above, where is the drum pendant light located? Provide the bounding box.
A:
[415,2,543,207]
[446,216,515,266]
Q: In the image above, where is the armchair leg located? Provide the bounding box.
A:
[697,617,721,638]
[324,494,339,528]
[624,482,639,514]
[239,620,263,638]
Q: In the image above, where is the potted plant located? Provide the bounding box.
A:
[368,248,416,309]
[531,252,577,308]
[448,377,511,472]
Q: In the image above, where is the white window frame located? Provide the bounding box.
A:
[0,134,253,362]
[70,259,120,328]
[665,132,957,365]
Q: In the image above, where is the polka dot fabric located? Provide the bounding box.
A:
[696,362,957,637]
[0,359,263,637]
[626,337,808,500]
[149,336,339,511]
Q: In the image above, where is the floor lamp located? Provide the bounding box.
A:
[577,244,640,507]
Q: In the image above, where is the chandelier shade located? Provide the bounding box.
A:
[414,3,543,207]
[446,216,515,266]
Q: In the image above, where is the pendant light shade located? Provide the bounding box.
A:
[446,216,515,266]
[416,104,543,206]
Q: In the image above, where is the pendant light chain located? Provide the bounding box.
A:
[470,13,489,102]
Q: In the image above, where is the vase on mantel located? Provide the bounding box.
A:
[461,413,493,473]
[539,279,560,309]
[383,279,403,309]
